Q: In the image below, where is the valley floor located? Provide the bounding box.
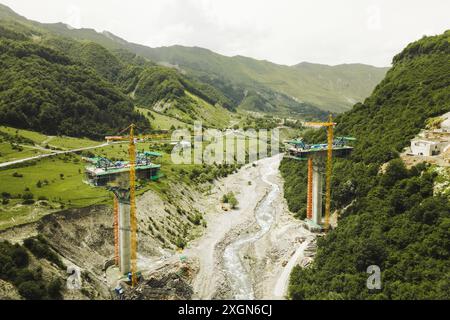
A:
[142,155,316,299]
[0,154,316,300]
[190,155,315,299]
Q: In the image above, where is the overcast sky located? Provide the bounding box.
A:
[1,0,449,67]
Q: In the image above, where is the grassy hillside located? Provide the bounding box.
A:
[136,107,188,130]
[282,31,450,299]
[126,45,388,113]
[49,29,327,117]
[0,10,243,137]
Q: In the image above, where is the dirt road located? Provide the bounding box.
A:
[0,142,111,168]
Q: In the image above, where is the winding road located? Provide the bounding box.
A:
[0,142,112,168]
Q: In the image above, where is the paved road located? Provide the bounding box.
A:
[0,142,111,168]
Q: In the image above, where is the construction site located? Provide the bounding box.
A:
[83,152,162,187]
[3,112,448,301]
[0,116,356,300]
[93,117,356,299]
[285,117,354,231]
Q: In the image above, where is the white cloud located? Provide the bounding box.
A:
[1,0,449,66]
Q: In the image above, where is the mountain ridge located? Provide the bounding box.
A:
[0,3,388,114]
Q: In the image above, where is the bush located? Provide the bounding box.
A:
[1,192,11,199]
[47,279,63,300]
[175,237,187,249]
[222,192,238,209]
[11,245,29,268]
[22,192,35,204]
[23,236,64,269]
[188,213,203,226]
[22,192,34,200]
[0,241,62,300]
[12,172,23,178]
[18,281,47,300]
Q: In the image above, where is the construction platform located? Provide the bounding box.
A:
[83,152,162,187]
[285,137,354,160]
[286,146,353,160]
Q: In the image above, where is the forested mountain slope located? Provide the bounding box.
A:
[82,37,387,114]
[0,4,328,119]
[42,35,235,127]
[0,11,239,134]
[53,31,330,118]
[137,46,388,113]
[0,31,149,139]
[0,4,387,116]
[281,31,450,299]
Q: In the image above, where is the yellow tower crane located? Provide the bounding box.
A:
[307,157,313,220]
[304,115,336,230]
[106,125,171,287]
[113,195,119,267]
[128,124,137,287]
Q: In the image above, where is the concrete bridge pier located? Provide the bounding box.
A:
[111,188,132,274]
[118,200,131,274]
[312,163,323,226]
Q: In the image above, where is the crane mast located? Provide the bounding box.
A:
[307,157,313,220]
[113,195,119,266]
[325,116,334,229]
[128,124,137,287]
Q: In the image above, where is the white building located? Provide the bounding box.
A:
[410,139,446,156]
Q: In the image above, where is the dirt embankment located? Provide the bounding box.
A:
[0,176,210,300]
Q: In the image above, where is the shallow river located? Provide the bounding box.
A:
[223,158,280,299]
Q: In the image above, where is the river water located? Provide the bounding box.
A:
[222,157,280,299]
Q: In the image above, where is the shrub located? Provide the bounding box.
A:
[47,279,63,299]
[175,237,186,249]
[1,192,11,199]
[18,281,46,300]
[222,192,238,209]
[22,192,33,200]
[11,247,29,269]
[23,236,64,269]
[188,213,202,225]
